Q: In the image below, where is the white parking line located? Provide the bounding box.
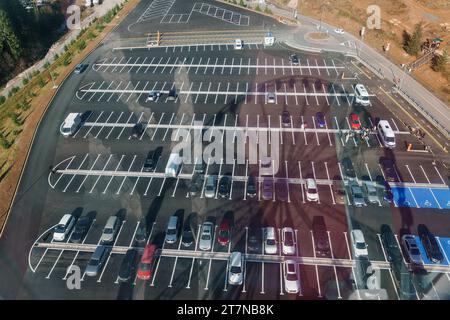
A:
[63,154,89,192]
[298,161,305,203]
[89,155,113,193]
[102,155,125,194]
[311,161,321,204]
[324,162,335,204]
[76,154,100,193]
[97,220,126,283]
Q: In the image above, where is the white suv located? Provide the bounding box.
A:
[53,214,76,241]
[306,178,319,202]
[351,229,368,258]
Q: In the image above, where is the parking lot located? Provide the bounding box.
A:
[2,0,449,301]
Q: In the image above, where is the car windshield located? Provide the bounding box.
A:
[286,273,297,281]
[230,266,241,274]
[104,228,113,234]
[285,233,293,245]
[361,96,369,101]
[219,230,229,238]
[356,242,366,249]
[54,224,66,233]
[89,258,99,266]
[139,262,151,271]
[61,127,71,133]
[411,248,420,255]
[386,137,395,142]
[167,229,176,235]
[308,187,317,194]
[202,234,211,241]
[267,239,275,246]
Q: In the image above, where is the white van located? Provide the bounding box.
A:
[234,39,243,50]
[354,84,370,106]
[60,113,82,137]
[53,214,76,241]
[165,152,182,177]
[377,120,396,148]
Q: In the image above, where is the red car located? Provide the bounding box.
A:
[137,244,157,280]
[349,113,361,130]
[217,217,231,246]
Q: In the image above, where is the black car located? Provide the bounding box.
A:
[247,228,262,254]
[117,249,137,283]
[281,111,291,127]
[131,123,145,138]
[167,89,177,101]
[143,147,161,172]
[375,175,393,203]
[218,175,231,198]
[417,224,443,263]
[246,174,257,198]
[70,216,91,243]
[182,214,196,247]
[189,174,203,197]
[342,157,356,180]
[275,178,289,202]
[380,224,402,263]
[74,64,86,74]
[380,158,398,182]
[312,216,331,257]
[289,54,299,66]
[134,223,147,246]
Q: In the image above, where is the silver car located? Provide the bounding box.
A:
[363,182,379,204]
[350,184,366,207]
[267,92,276,104]
[204,176,217,198]
[402,234,423,265]
[199,221,214,251]
[228,251,244,285]
[85,245,109,277]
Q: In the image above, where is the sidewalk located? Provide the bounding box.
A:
[267,1,450,139]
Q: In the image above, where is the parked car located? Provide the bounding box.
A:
[315,112,326,128]
[118,249,137,283]
[334,28,345,34]
[332,180,346,204]
[100,216,120,245]
[218,175,231,198]
[199,221,214,251]
[131,123,145,138]
[228,252,244,285]
[217,216,231,246]
[276,178,289,202]
[246,174,257,198]
[143,148,161,172]
[349,113,361,130]
[70,216,91,243]
[134,223,147,246]
[306,178,319,202]
[204,175,217,198]
[146,90,161,102]
[281,111,291,127]
[282,227,296,255]
[283,260,300,294]
[363,181,379,204]
[165,215,180,244]
[380,158,398,182]
[289,54,299,65]
[53,214,76,242]
[350,184,366,207]
[312,216,331,257]
[267,92,276,104]
[189,173,203,197]
[264,227,278,255]
[351,229,368,258]
[342,157,356,180]
[137,244,157,280]
[417,224,443,264]
[262,177,273,200]
[380,224,402,263]
[234,38,243,50]
[167,89,177,101]
[402,234,423,266]
[85,245,109,277]
[181,216,196,247]
[247,228,262,254]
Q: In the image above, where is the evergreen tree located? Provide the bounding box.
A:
[432,50,448,72]
[405,22,423,56]
[0,9,22,60]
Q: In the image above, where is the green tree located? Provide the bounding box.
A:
[404,22,423,56]
[432,50,448,72]
[0,9,22,60]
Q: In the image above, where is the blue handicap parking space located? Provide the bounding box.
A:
[415,236,450,266]
[391,187,450,210]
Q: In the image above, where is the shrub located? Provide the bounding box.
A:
[44,61,51,69]
[9,112,22,125]
[0,96,5,105]
[255,4,261,11]
[22,78,29,85]
[37,76,46,88]
[0,133,11,149]
[77,40,86,52]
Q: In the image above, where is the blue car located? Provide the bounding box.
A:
[316,112,326,128]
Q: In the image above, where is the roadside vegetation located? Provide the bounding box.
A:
[0,0,134,228]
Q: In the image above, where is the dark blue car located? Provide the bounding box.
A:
[316,112,326,128]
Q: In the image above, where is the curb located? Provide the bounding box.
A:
[0,0,138,237]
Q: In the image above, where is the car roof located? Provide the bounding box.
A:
[230,252,242,266]
[59,214,73,225]
[306,178,316,187]
[142,244,156,261]
[352,229,365,242]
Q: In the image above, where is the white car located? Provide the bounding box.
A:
[283,260,300,294]
[334,28,345,34]
[204,175,217,198]
[267,92,276,104]
[199,221,214,251]
[351,229,368,258]
[146,90,161,102]
[264,227,278,254]
[282,227,296,255]
[228,251,244,285]
[53,214,76,241]
[234,39,243,50]
[306,178,319,202]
